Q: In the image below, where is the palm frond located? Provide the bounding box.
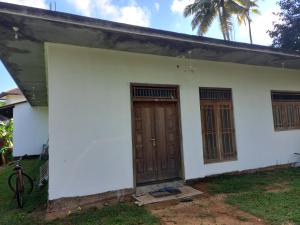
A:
[184,0,212,17]
[226,0,247,14]
[184,0,218,35]
[251,8,260,15]
[192,7,217,35]
[237,14,247,25]
[235,0,258,8]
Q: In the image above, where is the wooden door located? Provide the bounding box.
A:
[133,100,181,185]
[155,102,181,182]
[134,102,157,184]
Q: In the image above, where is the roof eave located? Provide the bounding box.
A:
[0,2,300,106]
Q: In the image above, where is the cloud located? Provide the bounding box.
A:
[95,0,119,18]
[117,5,150,26]
[69,0,150,27]
[0,0,47,8]
[154,2,159,11]
[238,6,280,45]
[171,0,193,14]
[68,0,92,16]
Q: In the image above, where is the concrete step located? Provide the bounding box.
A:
[135,180,184,197]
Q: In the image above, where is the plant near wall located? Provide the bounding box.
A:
[0,120,13,165]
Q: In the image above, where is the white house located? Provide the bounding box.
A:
[0,3,300,208]
[0,88,23,121]
[0,88,48,157]
[12,102,48,157]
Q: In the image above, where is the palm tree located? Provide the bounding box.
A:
[184,0,259,43]
[236,0,260,44]
[184,0,246,41]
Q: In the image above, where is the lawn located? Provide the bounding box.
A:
[3,159,299,225]
[0,159,159,225]
[207,168,300,225]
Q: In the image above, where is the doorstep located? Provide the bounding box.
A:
[135,180,184,197]
[133,185,203,206]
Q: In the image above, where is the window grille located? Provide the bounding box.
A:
[132,86,178,100]
[272,92,300,101]
[200,88,232,101]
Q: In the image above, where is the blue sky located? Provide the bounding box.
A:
[0,0,279,92]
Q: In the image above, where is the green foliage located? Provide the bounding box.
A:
[0,120,13,154]
[268,0,300,51]
[0,159,159,225]
[208,168,300,224]
[0,120,13,163]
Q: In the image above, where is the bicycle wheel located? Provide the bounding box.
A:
[8,173,34,194]
[16,177,23,208]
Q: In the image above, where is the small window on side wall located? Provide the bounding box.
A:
[200,88,237,164]
[271,91,300,131]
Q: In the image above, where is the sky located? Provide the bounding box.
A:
[0,0,280,93]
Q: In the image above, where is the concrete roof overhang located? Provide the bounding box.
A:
[0,3,300,106]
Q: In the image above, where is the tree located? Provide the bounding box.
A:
[236,0,260,44]
[268,0,300,51]
[184,0,259,42]
[0,120,13,165]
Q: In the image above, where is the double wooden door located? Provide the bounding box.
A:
[133,101,181,185]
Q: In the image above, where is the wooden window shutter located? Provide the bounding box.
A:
[200,88,237,163]
[201,103,219,161]
[272,91,300,131]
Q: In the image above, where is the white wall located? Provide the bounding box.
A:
[46,43,300,200]
[13,102,48,157]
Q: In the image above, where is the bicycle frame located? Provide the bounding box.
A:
[15,166,24,193]
[8,156,34,208]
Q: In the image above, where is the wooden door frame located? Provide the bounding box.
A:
[130,83,185,188]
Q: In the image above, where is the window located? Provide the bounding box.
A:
[271,91,300,131]
[200,88,237,163]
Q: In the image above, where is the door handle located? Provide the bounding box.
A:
[150,138,156,147]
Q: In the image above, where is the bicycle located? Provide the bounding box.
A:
[8,157,33,208]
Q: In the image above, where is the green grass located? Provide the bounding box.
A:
[47,204,159,225]
[208,168,300,194]
[0,159,159,225]
[0,159,47,225]
[207,167,300,225]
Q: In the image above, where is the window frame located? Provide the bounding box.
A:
[200,88,237,164]
[271,91,300,131]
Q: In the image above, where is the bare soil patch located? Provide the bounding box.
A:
[147,193,267,225]
[265,181,290,193]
